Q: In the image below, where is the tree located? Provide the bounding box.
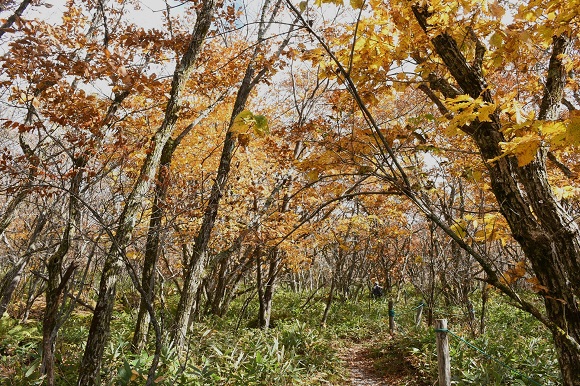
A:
[170,0,297,347]
[287,0,580,383]
[77,2,218,384]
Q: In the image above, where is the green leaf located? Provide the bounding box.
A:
[253,115,269,137]
[24,360,40,378]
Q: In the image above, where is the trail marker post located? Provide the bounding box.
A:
[415,302,424,327]
[388,300,395,335]
[436,319,451,386]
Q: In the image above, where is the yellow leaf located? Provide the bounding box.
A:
[477,102,496,122]
[566,113,580,145]
[450,220,467,238]
[315,0,344,5]
[231,110,254,134]
[489,32,503,48]
[498,134,541,167]
[474,229,487,242]
[445,94,475,112]
[306,170,319,183]
[350,0,364,8]
[541,121,567,146]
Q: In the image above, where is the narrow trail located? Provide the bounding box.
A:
[340,343,390,386]
[339,338,431,386]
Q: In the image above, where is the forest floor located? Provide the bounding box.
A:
[339,335,431,386]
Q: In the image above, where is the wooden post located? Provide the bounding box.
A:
[436,319,451,386]
[415,302,424,327]
[388,300,395,335]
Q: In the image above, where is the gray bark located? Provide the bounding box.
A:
[76,2,217,384]
[0,213,46,317]
[41,155,85,385]
[171,0,287,348]
[0,0,32,38]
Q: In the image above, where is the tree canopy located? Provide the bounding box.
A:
[1,0,579,384]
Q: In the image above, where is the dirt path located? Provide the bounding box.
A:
[340,343,390,386]
[339,338,430,386]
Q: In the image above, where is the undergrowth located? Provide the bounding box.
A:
[0,287,561,385]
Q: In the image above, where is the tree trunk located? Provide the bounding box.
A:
[260,249,279,330]
[209,257,231,316]
[132,140,174,353]
[479,281,488,336]
[321,276,335,327]
[256,247,265,327]
[412,6,580,383]
[0,213,46,317]
[76,3,216,384]
[41,157,85,385]
[171,0,285,347]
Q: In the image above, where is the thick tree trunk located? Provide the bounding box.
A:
[412,6,580,384]
[76,3,216,384]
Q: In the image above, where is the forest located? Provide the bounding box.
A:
[0,0,579,385]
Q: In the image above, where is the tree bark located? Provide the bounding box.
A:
[171,0,286,348]
[76,2,216,384]
[131,139,174,353]
[412,6,580,383]
[260,249,279,330]
[320,275,335,327]
[41,155,85,385]
[0,213,46,317]
[0,0,32,39]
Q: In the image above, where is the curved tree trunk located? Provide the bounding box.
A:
[412,6,580,383]
[171,0,288,348]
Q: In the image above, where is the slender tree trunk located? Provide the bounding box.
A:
[132,140,174,352]
[321,276,335,327]
[479,281,488,336]
[0,213,46,317]
[41,157,85,385]
[215,248,256,316]
[209,257,230,315]
[77,3,216,384]
[260,249,279,330]
[256,246,265,327]
[171,0,293,348]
